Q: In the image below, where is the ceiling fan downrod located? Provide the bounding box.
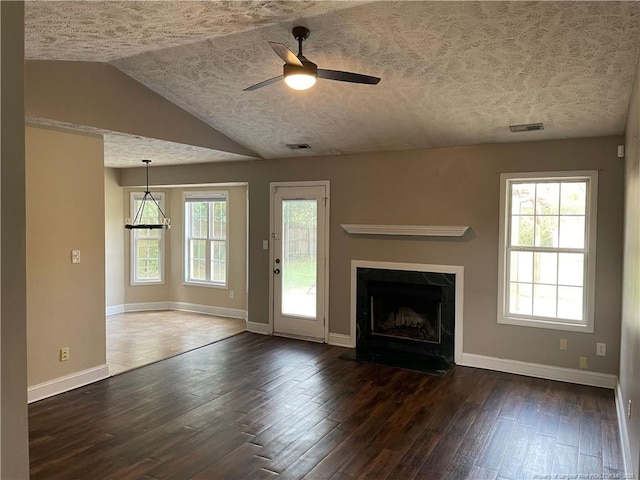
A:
[292,26,310,58]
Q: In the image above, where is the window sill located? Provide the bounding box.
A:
[131,280,164,286]
[498,315,593,333]
[183,281,227,289]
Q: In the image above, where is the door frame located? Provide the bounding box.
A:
[268,180,330,342]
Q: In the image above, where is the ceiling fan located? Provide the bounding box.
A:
[244,26,381,92]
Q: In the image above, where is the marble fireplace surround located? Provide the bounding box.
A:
[350,260,464,363]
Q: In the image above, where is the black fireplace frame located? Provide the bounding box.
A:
[355,267,456,365]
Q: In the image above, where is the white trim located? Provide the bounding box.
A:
[497,171,598,333]
[459,353,616,389]
[328,333,354,348]
[106,304,125,316]
[170,302,247,320]
[119,302,247,319]
[124,301,171,312]
[615,381,634,476]
[269,181,330,343]
[246,321,271,335]
[182,190,229,288]
[28,364,110,403]
[129,190,166,286]
[341,224,469,237]
[350,260,464,363]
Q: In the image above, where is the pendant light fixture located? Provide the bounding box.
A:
[125,160,171,230]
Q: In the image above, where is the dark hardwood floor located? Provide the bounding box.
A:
[29,333,624,479]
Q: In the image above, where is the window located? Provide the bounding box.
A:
[130,192,165,284]
[184,192,228,287]
[497,171,598,332]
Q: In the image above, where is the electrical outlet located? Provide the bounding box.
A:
[71,250,81,264]
[229,290,235,299]
[579,356,588,369]
[560,339,568,351]
[596,343,606,357]
[60,347,70,362]
[628,399,632,418]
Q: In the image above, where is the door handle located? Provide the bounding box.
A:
[274,268,280,275]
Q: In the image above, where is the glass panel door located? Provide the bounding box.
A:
[272,184,327,341]
[281,199,317,317]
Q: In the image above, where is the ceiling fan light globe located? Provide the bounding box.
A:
[285,74,317,90]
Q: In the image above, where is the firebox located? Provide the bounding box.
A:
[350,266,456,374]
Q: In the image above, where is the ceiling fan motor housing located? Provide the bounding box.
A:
[284,60,318,78]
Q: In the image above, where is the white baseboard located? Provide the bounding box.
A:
[106,304,125,316]
[28,364,110,403]
[115,302,247,320]
[328,332,354,348]
[124,301,171,312]
[615,381,634,476]
[170,302,247,320]
[246,321,271,335]
[459,353,617,389]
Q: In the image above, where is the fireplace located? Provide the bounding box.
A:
[347,261,464,374]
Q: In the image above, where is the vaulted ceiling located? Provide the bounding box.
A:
[25,1,640,167]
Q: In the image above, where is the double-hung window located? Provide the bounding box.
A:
[497,171,598,332]
[130,192,165,284]
[184,192,228,287]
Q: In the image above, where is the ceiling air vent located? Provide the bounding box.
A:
[510,123,544,133]
[286,143,311,150]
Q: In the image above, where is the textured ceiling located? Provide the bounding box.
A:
[25,1,640,167]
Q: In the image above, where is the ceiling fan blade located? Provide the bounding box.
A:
[243,75,283,91]
[268,42,303,67]
[317,69,380,85]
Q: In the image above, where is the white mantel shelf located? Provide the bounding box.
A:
[340,224,470,237]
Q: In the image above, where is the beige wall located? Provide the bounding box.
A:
[26,125,106,386]
[621,57,640,478]
[105,168,125,309]
[25,61,256,157]
[1,1,30,477]
[121,136,624,375]
[121,185,248,311]
[168,186,248,309]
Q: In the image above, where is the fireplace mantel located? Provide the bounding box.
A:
[341,224,469,237]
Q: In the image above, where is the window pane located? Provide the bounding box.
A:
[535,183,560,215]
[558,286,583,320]
[511,215,534,246]
[282,199,317,317]
[511,183,535,215]
[560,182,586,215]
[190,202,208,238]
[535,215,558,247]
[210,240,226,283]
[534,252,557,284]
[136,239,159,280]
[510,251,533,283]
[212,201,227,239]
[558,216,585,249]
[533,284,557,318]
[558,253,584,287]
[509,282,532,315]
[190,239,207,281]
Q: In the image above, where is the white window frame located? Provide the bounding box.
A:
[497,171,598,332]
[183,191,229,288]
[130,191,165,286]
